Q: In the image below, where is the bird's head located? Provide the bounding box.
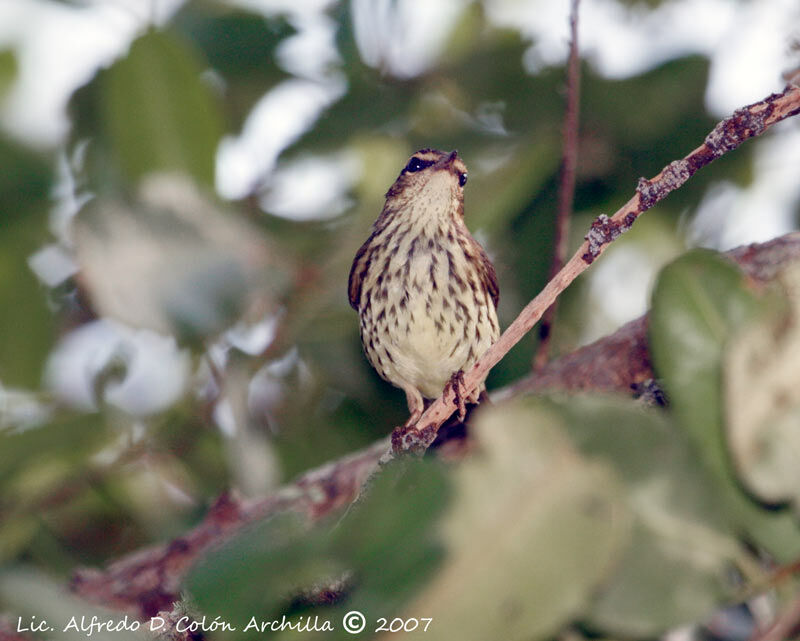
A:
[384,149,469,219]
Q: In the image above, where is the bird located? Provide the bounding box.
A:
[348,149,500,428]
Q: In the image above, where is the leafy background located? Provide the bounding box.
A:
[1,0,800,639]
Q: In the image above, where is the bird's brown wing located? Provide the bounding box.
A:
[348,239,372,310]
[475,242,500,309]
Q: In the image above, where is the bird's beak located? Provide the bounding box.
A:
[437,150,459,169]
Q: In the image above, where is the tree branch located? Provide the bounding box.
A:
[534,0,582,370]
[391,83,800,454]
[71,438,390,618]
[504,231,800,397]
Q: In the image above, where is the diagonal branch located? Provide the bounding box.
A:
[71,438,390,618]
[505,232,800,398]
[391,83,800,454]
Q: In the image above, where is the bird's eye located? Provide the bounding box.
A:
[459,172,468,187]
[405,157,425,173]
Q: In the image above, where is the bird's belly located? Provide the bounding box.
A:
[389,297,475,398]
[361,252,498,399]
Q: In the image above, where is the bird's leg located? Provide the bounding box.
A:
[403,386,425,427]
[446,370,468,422]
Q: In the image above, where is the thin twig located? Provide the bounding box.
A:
[391,84,800,455]
[534,0,582,370]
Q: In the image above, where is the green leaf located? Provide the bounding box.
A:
[400,401,630,641]
[650,250,800,559]
[588,521,729,636]
[292,8,544,156]
[186,512,328,628]
[554,396,740,636]
[586,56,712,146]
[650,250,759,477]
[186,460,450,640]
[0,411,109,561]
[108,30,224,186]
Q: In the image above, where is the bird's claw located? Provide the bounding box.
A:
[447,370,468,422]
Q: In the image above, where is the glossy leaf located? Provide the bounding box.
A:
[650,251,759,476]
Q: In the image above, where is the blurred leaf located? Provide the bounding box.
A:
[433,30,556,137]
[554,396,739,636]
[650,250,800,559]
[322,461,451,639]
[173,4,295,129]
[400,401,630,641]
[175,5,293,79]
[186,460,450,640]
[724,263,800,509]
[558,395,734,534]
[0,49,16,101]
[186,512,327,629]
[0,412,108,562]
[74,174,288,341]
[589,521,729,636]
[107,30,224,186]
[0,514,38,561]
[0,413,104,489]
[0,136,54,387]
[70,29,225,190]
[333,459,450,573]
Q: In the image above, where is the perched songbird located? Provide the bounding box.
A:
[348,149,500,426]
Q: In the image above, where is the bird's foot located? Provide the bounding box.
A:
[402,407,423,428]
[446,370,468,422]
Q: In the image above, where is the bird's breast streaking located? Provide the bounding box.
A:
[349,149,499,426]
